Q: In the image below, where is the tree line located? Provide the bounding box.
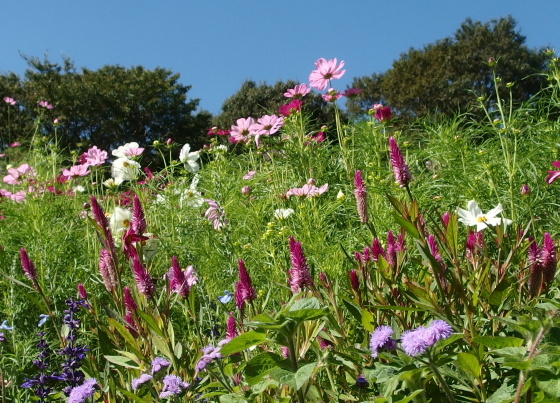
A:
[0,16,552,159]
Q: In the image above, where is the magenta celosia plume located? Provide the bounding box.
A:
[388,137,411,188]
[288,236,314,293]
[354,170,368,223]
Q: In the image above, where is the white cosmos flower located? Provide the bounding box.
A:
[109,207,132,236]
[103,178,123,188]
[179,144,200,173]
[274,208,294,220]
[111,157,140,181]
[179,175,204,208]
[112,142,144,158]
[457,200,512,232]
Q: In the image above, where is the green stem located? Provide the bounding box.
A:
[425,350,457,403]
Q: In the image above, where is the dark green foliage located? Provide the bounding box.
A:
[347,16,550,119]
[0,56,212,161]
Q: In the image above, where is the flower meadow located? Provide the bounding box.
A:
[2,56,560,403]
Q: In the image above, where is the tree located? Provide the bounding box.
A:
[346,16,550,119]
[213,79,342,132]
[1,56,211,159]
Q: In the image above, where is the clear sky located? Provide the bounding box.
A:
[1,0,559,116]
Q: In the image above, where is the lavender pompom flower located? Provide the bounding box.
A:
[423,320,454,344]
[151,357,171,375]
[389,137,411,188]
[369,326,396,358]
[401,327,430,357]
[195,345,222,373]
[67,378,97,403]
[159,374,190,398]
[131,373,153,390]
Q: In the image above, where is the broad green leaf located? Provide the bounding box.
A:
[136,310,164,337]
[456,353,480,378]
[219,393,248,403]
[220,331,267,356]
[284,308,328,322]
[492,347,527,357]
[116,387,152,402]
[392,212,420,239]
[251,379,279,394]
[107,318,142,355]
[150,331,172,359]
[104,355,140,369]
[502,359,532,370]
[489,278,512,307]
[486,382,516,403]
[244,352,283,385]
[472,336,524,349]
[269,368,296,390]
[289,297,320,311]
[342,298,362,322]
[362,309,374,332]
[536,373,560,398]
[294,362,317,390]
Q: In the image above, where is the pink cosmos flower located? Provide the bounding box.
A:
[309,58,346,91]
[207,126,230,136]
[374,106,393,123]
[3,97,16,105]
[278,99,302,117]
[343,88,362,98]
[322,88,342,103]
[230,117,255,143]
[112,142,144,158]
[3,163,36,185]
[284,84,311,99]
[9,142,20,148]
[84,146,108,167]
[204,199,227,230]
[310,131,325,143]
[38,100,53,109]
[10,190,26,203]
[546,161,560,185]
[62,165,90,178]
[286,182,328,198]
[251,114,285,147]
[243,171,256,180]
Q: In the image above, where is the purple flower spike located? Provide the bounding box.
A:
[235,281,245,312]
[354,170,368,223]
[226,313,237,340]
[389,137,411,188]
[20,248,38,282]
[288,236,314,293]
[349,270,360,292]
[131,194,146,236]
[132,256,154,298]
[238,259,257,303]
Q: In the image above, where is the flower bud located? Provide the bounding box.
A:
[241,186,251,196]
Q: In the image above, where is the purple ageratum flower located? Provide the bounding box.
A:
[423,320,453,345]
[151,357,171,375]
[195,345,222,373]
[369,326,396,358]
[288,236,314,294]
[131,194,147,236]
[132,256,155,298]
[67,378,97,403]
[389,137,411,188]
[354,170,368,224]
[83,146,108,167]
[284,83,311,99]
[309,58,346,91]
[237,259,257,303]
[401,327,430,357]
[131,373,152,390]
[159,374,190,398]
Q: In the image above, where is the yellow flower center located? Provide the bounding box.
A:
[477,216,487,223]
[123,162,130,167]
[122,219,130,227]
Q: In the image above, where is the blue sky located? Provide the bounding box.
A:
[1,0,559,116]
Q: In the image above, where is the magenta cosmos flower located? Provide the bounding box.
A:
[284,84,311,99]
[230,117,255,143]
[322,88,342,103]
[278,99,303,117]
[309,58,346,91]
[343,88,362,98]
[546,161,560,185]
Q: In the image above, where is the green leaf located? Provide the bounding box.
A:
[536,373,560,398]
[294,362,317,390]
[342,298,362,322]
[369,305,423,312]
[456,352,480,378]
[362,309,374,332]
[244,352,283,386]
[284,308,328,322]
[393,390,424,403]
[136,310,164,337]
[269,368,296,390]
[116,387,152,402]
[472,336,524,349]
[150,331,172,359]
[107,318,142,355]
[489,278,512,307]
[486,382,516,403]
[392,212,420,239]
[220,331,267,356]
[492,347,527,357]
[104,355,140,369]
[289,297,320,311]
[219,393,248,403]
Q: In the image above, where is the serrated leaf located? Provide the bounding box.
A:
[289,297,320,311]
[244,352,283,385]
[284,308,328,322]
[220,331,267,356]
[294,362,316,390]
[486,382,516,403]
[219,393,248,403]
[536,373,560,398]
